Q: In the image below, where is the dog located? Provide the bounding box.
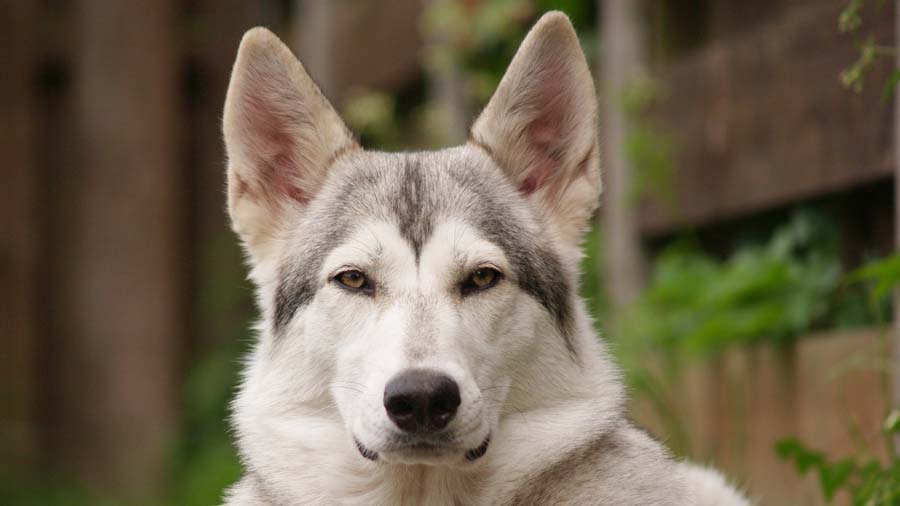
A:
[221,11,751,506]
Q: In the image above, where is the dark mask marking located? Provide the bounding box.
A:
[392,156,435,262]
[445,162,575,355]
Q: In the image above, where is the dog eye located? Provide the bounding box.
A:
[334,270,372,294]
[461,267,502,295]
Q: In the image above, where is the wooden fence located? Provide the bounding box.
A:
[633,328,891,505]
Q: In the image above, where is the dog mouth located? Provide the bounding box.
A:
[354,438,379,461]
[354,434,491,463]
[464,435,491,461]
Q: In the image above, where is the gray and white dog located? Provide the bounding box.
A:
[221,11,751,506]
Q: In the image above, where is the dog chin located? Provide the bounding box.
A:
[354,434,491,466]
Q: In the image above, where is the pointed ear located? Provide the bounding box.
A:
[223,27,357,261]
[471,12,600,245]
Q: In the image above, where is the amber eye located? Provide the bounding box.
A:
[334,270,372,293]
[461,267,502,295]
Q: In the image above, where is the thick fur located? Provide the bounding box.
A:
[221,12,751,506]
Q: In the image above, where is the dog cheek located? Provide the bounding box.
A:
[488,294,542,369]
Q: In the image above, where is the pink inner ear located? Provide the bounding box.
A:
[271,152,307,204]
[519,118,558,195]
[518,71,572,195]
[246,92,308,204]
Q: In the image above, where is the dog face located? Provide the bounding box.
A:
[224,13,599,467]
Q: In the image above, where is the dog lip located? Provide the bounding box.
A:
[465,435,491,461]
[360,433,489,462]
[354,437,379,461]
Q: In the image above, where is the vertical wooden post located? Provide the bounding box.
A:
[893,0,900,443]
[600,0,646,325]
[0,0,39,465]
[425,0,470,145]
[48,0,181,496]
[186,1,271,353]
[295,0,336,99]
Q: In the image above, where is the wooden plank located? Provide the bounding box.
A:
[294,0,423,104]
[47,0,181,496]
[641,0,895,235]
[893,0,900,447]
[601,0,646,317]
[0,0,39,467]
[631,328,890,505]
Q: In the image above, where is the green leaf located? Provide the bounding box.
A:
[838,0,865,33]
[846,253,900,301]
[819,458,856,501]
[775,438,826,475]
[881,69,900,103]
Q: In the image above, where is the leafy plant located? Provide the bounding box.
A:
[619,210,843,356]
[847,254,900,312]
[775,252,900,505]
[621,77,677,208]
[776,410,900,505]
[838,0,899,99]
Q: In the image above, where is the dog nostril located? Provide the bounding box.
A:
[384,369,461,433]
[387,397,414,416]
[429,387,461,419]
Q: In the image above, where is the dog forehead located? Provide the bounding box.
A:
[323,147,515,247]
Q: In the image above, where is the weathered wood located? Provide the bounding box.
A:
[642,0,895,235]
[0,0,38,467]
[601,0,646,319]
[48,0,181,495]
[632,328,890,505]
[425,0,470,145]
[893,0,900,448]
[294,0,423,104]
[708,0,819,41]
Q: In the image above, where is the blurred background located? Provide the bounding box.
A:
[3,0,900,504]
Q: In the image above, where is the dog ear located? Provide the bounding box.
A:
[471,12,600,246]
[223,27,357,261]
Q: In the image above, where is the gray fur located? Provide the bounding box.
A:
[274,148,573,351]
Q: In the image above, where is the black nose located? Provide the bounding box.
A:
[383,369,461,433]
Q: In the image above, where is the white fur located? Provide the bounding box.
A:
[681,463,753,506]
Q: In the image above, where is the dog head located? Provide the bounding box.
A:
[224,12,600,468]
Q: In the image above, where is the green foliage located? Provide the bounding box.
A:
[168,344,244,506]
[621,78,677,208]
[847,253,900,308]
[776,433,900,505]
[620,210,843,356]
[579,225,609,322]
[838,0,899,97]
[0,477,111,506]
[839,0,866,34]
[343,92,403,149]
[775,250,900,505]
[346,0,595,151]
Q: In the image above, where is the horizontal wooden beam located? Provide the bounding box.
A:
[640,0,895,236]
